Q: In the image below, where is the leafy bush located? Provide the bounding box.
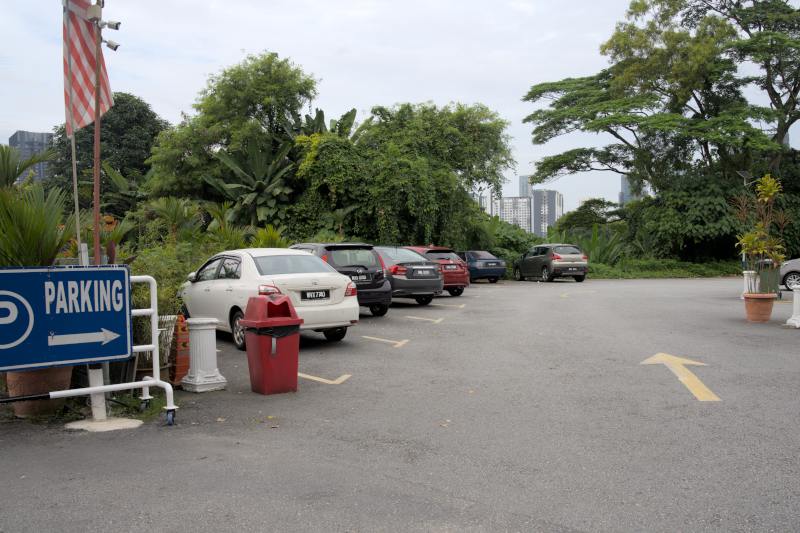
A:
[0,185,75,266]
[589,259,741,279]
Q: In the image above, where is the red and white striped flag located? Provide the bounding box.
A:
[63,0,113,137]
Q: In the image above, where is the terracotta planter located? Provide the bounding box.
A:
[5,366,73,418]
[743,293,777,323]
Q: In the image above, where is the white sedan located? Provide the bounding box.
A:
[180,248,360,349]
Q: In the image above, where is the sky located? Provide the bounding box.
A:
[3,0,644,211]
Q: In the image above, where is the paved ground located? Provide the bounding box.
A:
[1,277,799,532]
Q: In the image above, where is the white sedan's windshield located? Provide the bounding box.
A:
[253,255,335,275]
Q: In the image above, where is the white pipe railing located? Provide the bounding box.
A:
[43,274,177,422]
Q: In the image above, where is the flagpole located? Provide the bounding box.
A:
[64,0,83,259]
[92,2,102,265]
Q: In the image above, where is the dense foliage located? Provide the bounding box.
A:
[47,92,168,208]
[524,0,800,261]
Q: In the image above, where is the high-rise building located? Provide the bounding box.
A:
[518,175,534,197]
[8,130,53,183]
[531,189,564,237]
[471,191,496,216]
[492,196,533,233]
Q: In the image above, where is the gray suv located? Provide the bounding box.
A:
[513,244,588,282]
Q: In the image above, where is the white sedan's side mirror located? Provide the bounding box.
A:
[187,272,197,283]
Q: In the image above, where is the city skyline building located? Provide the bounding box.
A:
[8,130,53,183]
[492,196,533,233]
[531,189,564,237]
[518,175,534,197]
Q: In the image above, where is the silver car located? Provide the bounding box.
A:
[513,243,588,282]
[780,258,800,290]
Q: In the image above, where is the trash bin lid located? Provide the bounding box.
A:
[240,295,304,328]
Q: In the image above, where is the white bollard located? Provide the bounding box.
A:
[742,270,756,299]
[786,287,800,328]
[182,318,227,393]
[88,366,107,421]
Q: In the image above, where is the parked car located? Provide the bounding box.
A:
[373,246,444,305]
[513,244,588,282]
[289,242,393,316]
[457,250,506,283]
[780,258,800,290]
[180,248,360,349]
[404,246,469,296]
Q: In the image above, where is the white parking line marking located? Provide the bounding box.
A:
[431,303,466,309]
[405,315,444,324]
[298,372,351,385]
[362,336,409,348]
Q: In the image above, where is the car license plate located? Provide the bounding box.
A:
[301,290,329,300]
[568,267,578,271]
[444,265,457,270]
[487,262,498,266]
[351,275,368,281]
[417,269,434,276]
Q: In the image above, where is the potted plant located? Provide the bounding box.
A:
[734,175,787,323]
[0,185,76,417]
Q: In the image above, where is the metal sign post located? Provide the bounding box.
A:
[0,267,177,428]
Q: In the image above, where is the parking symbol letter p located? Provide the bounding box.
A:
[0,301,18,325]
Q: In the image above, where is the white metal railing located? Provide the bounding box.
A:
[47,275,178,425]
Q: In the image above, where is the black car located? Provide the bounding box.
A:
[290,242,393,316]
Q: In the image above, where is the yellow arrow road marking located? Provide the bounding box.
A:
[298,372,351,385]
[361,335,409,348]
[641,353,720,402]
[431,303,466,309]
[405,315,444,324]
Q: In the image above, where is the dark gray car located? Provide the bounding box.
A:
[374,246,444,306]
[513,243,588,282]
[290,242,393,316]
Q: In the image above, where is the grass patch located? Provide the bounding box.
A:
[589,259,742,279]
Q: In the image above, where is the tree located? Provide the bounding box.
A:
[0,145,55,188]
[288,102,516,247]
[205,140,294,226]
[48,92,168,196]
[556,198,620,232]
[148,52,316,197]
[678,0,800,169]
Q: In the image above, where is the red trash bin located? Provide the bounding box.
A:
[239,295,304,395]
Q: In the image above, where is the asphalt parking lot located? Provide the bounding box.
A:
[1,277,800,532]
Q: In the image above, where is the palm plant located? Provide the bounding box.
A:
[0,185,75,266]
[0,145,55,188]
[205,201,236,231]
[205,141,294,226]
[148,197,201,241]
[251,224,289,248]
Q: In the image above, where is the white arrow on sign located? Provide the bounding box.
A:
[48,328,120,347]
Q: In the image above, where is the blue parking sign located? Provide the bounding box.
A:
[0,266,132,371]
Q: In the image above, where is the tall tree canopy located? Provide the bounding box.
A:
[523,1,786,193]
[48,92,169,186]
[147,52,317,197]
[523,0,800,260]
[287,103,515,247]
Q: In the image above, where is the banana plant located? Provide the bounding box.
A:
[205,140,294,227]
